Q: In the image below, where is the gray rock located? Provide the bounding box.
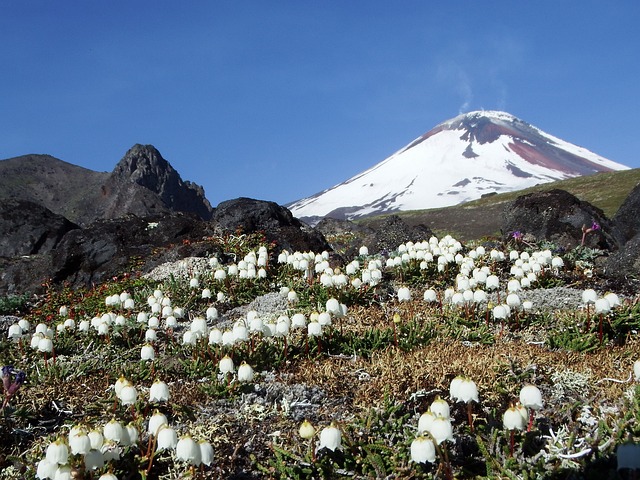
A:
[502,189,620,250]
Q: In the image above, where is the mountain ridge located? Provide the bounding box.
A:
[0,145,213,225]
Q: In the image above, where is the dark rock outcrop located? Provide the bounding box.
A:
[0,200,79,257]
[502,189,620,250]
[362,215,435,254]
[0,213,219,296]
[212,198,330,253]
[604,233,640,280]
[613,182,640,243]
[100,144,213,221]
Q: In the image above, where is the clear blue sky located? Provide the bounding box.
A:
[1,1,638,206]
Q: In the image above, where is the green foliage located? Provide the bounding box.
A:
[0,294,30,315]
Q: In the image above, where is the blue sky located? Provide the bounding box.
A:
[1,1,638,206]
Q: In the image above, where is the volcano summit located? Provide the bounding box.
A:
[288,111,628,223]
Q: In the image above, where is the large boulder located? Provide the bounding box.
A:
[212,198,330,253]
[501,189,620,250]
[0,199,79,257]
[613,182,640,243]
[604,232,640,280]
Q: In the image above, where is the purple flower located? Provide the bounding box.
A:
[7,371,26,396]
[591,222,601,231]
[2,365,13,392]
[512,231,523,240]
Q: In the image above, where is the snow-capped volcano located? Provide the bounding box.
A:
[288,110,628,222]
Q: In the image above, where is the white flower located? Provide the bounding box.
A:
[237,362,255,383]
[450,376,478,403]
[148,411,168,435]
[604,292,621,308]
[45,439,69,465]
[427,416,454,444]
[634,360,640,381]
[397,287,411,302]
[156,425,177,451]
[417,410,435,435]
[299,420,315,439]
[69,429,91,455]
[53,465,72,480]
[7,323,22,339]
[429,396,450,419]
[519,384,543,410]
[103,419,124,443]
[83,449,104,471]
[98,473,118,480]
[582,289,598,305]
[410,435,436,464]
[149,380,170,403]
[122,423,138,446]
[88,430,104,450]
[119,383,138,406]
[503,406,526,431]
[140,344,155,361]
[176,435,201,465]
[318,422,342,452]
[423,289,438,302]
[219,355,234,375]
[594,297,611,315]
[36,458,57,480]
[307,321,322,337]
[199,440,214,466]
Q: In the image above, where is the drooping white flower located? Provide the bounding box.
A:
[429,396,450,419]
[69,428,91,455]
[156,425,177,451]
[519,384,543,410]
[119,383,137,406]
[237,362,255,383]
[427,416,454,444]
[503,406,526,431]
[176,435,201,465]
[450,376,478,403]
[149,380,170,403]
[410,435,436,464]
[582,289,598,305]
[318,422,342,452]
[219,355,234,375]
[594,297,611,315]
[103,419,124,443]
[417,410,435,435]
[45,438,69,465]
[140,344,155,361]
[148,410,168,435]
[83,449,105,471]
[397,287,411,302]
[299,419,315,439]
[199,440,214,466]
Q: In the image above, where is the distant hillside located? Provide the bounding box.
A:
[0,154,109,225]
[361,169,640,241]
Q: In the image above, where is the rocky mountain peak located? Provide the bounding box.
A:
[104,144,213,220]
